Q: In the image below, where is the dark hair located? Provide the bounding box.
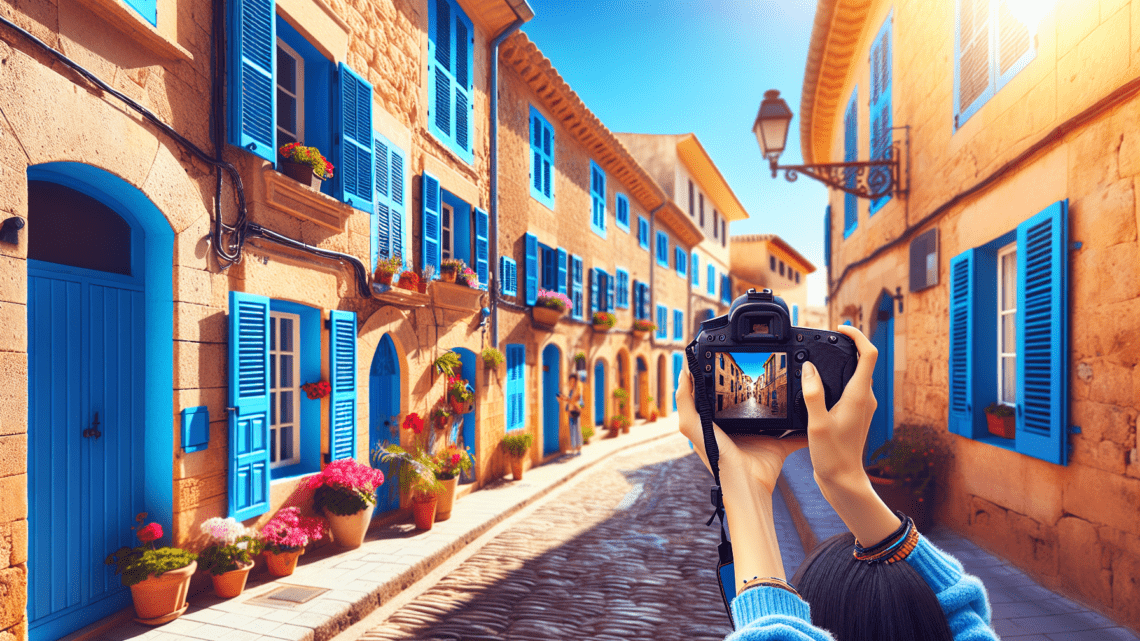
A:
[568,373,578,382]
[790,532,954,641]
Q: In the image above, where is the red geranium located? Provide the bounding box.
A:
[402,412,425,435]
[136,522,163,544]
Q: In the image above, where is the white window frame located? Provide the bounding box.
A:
[270,311,302,469]
[275,39,305,145]
[441,202,455,260]
[997,242,1017,406]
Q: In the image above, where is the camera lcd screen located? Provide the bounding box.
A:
[713,352,787,420]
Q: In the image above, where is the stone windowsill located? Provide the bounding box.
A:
[75,0,194,62]
[432,281,487,312]
[265,170,354,232]
[371,282,430,307]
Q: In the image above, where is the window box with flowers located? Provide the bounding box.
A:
[104,514,197,625]
[984,403,1016,439]
[441,257,466,283]
[532,289,571,328]
[632,319,656,340]
[865,424,953,530]
[592,311,616,332]
[308,459,386,549]
[278,143,334,189]
[374,256,403,286]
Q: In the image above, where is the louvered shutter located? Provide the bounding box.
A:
[674,310,683,340]
[843,92,858,236]
[556,248,568,294]
[506,345,525,431]
[540,246,555,290]
[692,253,699,286]
[708,265,716,295]
[869,18,892,214]
[524,233,538,305]
[589,268,598,314]
[126,0,156,25]
[453,10,471,152]
[1015,201,1068,465]
[390,146,406,259]
[329,310,357,461]
[227,291,271,520]
[429,0,453,144]
[996,0,1032,82]
[499,257,517,296]
[227,0,275,163]
[792,305,799,326]
[824,205,832,268]
[956,0,992,125]
[571,256,584,318]
[606,271,615,311]
[336,63,374,213]
[948,249,975,437]
[542,121,553,198]
[474,208,489,287]
[373,136,391,268]
[422,171,442,275]
[657,305,667,339]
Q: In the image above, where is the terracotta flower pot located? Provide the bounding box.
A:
[632,329,649,340]
[417,280,428,294]
[325,504,375,549]
[129,560,196,624]
[435,476,459,521]
[592,323,611,332]
[511,458,524,481]
[280,159,322,189]
[532,305,565,327]
[376,271,395,286]
[210,560,254,599]
[441,268,458,283]
[985,413,1016,438]
[264,548,304,577]
[867,473,932,530]
[412,496,438,530]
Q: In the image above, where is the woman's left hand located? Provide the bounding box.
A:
[675,373,806,496]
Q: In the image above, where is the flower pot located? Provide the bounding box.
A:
[417,281,428,294]
[441,268,457,283]
[412,496,438,530]
[280,159,322,189]
[435,476,459,521]
[532,305,565,327]
[448,398,474,415]
[986,413,1016,439]
[325,504,375,549]
[397,280,418,291]
[867,473,932,530]
[264,548,304,577]
[510,457,524,481]
[129,560,196,624]
[210,560,254,599]
[632,329,649,340]
[592,323,611,332]
[376,271,395,286]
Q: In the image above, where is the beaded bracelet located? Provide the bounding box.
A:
[853,513,920,564]
[853,510,909,555]
[738,575,801,598]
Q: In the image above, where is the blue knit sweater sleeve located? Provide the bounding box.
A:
[727,587,835,641]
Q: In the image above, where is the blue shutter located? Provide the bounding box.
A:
[674,310,683,340]
[656,305,667,339]
[530,107,555,207]
[373,136,390,269]
[499,257,517,296]
[589,268,598,314]
[792,305,799,326]
[692,253,699,286]
[708,265,716,295]
[227,291,271,520]
[843,90,858,238]
[869,17,893,215]
[329,310,357,461]
[539,246,554,290]
[390,146,406,259]
[429,0,453,145]
[524,233,538,305]
[571,256,584,319]
[556,248,568,294]
[948,249,975,437]
[721,274,732,303]
[506,344,525,431]
[453,7,474,156]
[474,207,489,287]
[125,0,157,25]
[638,217,649,249]
[227,0,276,163]
[615,194,629,231]
[606,271,615,311]
[422,171,442,275]
[824,205,832,268]
[1016,201,1069,465]
[336,63,375,213]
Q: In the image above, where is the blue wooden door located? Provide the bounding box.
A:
[673,353,684,411]
[542,345,561,456]
[369,334,401,513]
[28,263,145,640]
[867,295,895,464]
[594,361,605,426]
[452,348,477,484]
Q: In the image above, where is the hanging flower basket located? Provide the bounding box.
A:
[592,311,616,332]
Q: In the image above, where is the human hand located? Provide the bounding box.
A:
[675,373,807,496]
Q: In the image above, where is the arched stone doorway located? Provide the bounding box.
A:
[369,334,402,513]
[541,344,562,456]
[594,358,607,426]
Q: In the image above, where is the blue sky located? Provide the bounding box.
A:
[727,351,777,380]
[521,1,829,305]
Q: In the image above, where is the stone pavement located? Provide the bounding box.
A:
[65,419,682,641]
[777,449,1140,641]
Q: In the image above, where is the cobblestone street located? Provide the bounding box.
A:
[352,437,803,641]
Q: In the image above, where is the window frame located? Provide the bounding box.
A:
[529,104,555,209]
[275,39,306,146]
[656,231,669,268]
[265,299,321,481]
[997,241,1017,407]
[269,310,302,470]
[638,216,650,250]
[615,193,630,233]
[954,0,1037,130]
[590,160,607,239]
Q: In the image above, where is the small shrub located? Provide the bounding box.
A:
[481,347,505,368]
[501,432,533,458]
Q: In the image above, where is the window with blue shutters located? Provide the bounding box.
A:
[125,0,157,25]
[673,309,684,341]
[266,301,321,481]
[505,344,526,432]
[524,233,538,305]
[590,160,606,238]
[589,268,599,314]
[571,255,584,319]
[328,309,357,461]
[228,0,277,164]
[721,273,732,304]
[615,194,630,232]
[422,171,442,276]
[656,305,668,340]
[499,257,517,296]
[372,133,407,271]
[707,265,716,296]
[228,291,272,520]
[529,105,554,209]
[869,16,892,215]
[947,200,1069,465]
[843,90,858,238]
[606,270,615,311]
[692,253,699,287]
[675,247,687,278]
[616,269,629,308]
[955,0,1034,129]
[540,244,557,291]
[335,63,374,213]
[638,217,650,250]
[428,0,475,163]
[474,207,489,288]
[557,248,568,295]
[656,231,669,267]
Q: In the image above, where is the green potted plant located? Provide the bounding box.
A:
[447,377,475,414]
[533,289,572,327]
[433,444,474,521]
[612,388,630,433]
[278,143,334,188]
[501,432,534,480]
[397,269,420,292]
[581,424,595,444]
[481,347,505,369]
[308,459,386,549]
[592,311,616,332]
[197,517,259,598]
[865,423,953,529]
[434,350,461,378]
[457,267,480,288]
[104,513,197,624]
[374,256,403,286]
[610,413,631,434]
[429,401,454,431]
[258,507,327,577]
[984,402,1015,438]
[632,319,656,340]
[377,440,444,530]
[441,258,466,283]
[573,351,587,371]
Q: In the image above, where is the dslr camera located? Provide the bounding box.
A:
[686,289,858,438]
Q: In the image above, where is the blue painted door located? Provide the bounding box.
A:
[866,295,895,464]
[542,345,560,456]
[27,263,145,639]
[594,361,605,426]
[369,334,400,513]
[452,348,477,484]
[673,353,684,411]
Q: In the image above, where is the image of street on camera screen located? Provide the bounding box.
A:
[714,352,787,419]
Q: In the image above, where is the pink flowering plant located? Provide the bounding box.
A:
[197,517,259,576]
[105,512,197,586]
[259,507,327,553]
[308,459,386,516]
[535,289,572,312]
[434,444,474,480]
[457,267,481,288]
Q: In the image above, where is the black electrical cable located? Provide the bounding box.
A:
[246,224,373,298]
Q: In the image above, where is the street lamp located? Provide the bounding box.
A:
[753,89,907,201]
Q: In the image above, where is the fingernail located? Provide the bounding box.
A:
[802,362,816,378]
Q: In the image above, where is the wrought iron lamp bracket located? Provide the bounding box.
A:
[769,128,909,201]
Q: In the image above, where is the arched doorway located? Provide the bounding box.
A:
[542,344,561,456]
[594,359,607,426]
[635,356,649,417]
[26,164,174,641]
[866,291,895,464]
[452,348,477,484]
[657,354,668,415]
[369,334,401,513]
[616,350,631,423]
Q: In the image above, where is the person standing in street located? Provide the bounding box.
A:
[558,373,584,454]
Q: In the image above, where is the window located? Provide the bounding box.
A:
[524,232,538,304]
[795,271,801,284]
[506,344,526,431]
[269,311,301,469]
[770,256,776,271]
[955,0,1034,129]
[707,264,716,296]
[721,220,727,247]
[824,205,832,268]
[422,180,487,288]
[721,273,732,304]
[869,15,893,214]
[590,160,606,238]
[713,211,719,238]
[616,268,630,308]
[590,268,613,314]
[571,255,584,319]
[276,42,305,145]
[529,106,555,208]
[633,280,649,319]
[638,217,650,249]
[675,247,687,278]
[948,200,1069,465]
[126,0,156,25]
[673,309,684,341]
[656,231,669,267]
[429,0,475,162]
[692,252,700,287]
[615,193,630,232]
[843,89,858,238]
[699,193,705,225]
[688,180,694,216]
[656,305,668,340]
[540,244,558,291]
[779,260,785,277]
[499,257,518,296]
[441,202,455,260]
[372,134,407,270]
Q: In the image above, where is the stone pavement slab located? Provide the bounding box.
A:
[777,449,1140,640]
[64,419,681,641]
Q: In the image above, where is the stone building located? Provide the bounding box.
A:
[805,0,1140,628]
[729,233,823,328]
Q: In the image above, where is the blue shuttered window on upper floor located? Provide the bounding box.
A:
[656,231,669,267]
[228,0,277,164]
[721,273,732,304]
[692,253,699,287]
[540,244,557,291]
[947,200,1069,465]
[557,248,568,295]
[843,90,858,238]
[638,216,649,250]
[428,0,475,163]
[707,265,716,296]
[328,310,357,461]
[499,257,517,296]
[675,247,687,278]
[571,255,584,319]
[955,0,1034,130]
[673,309,684,341]
[505,344,526,432]
[590,161,606,238]
[372,134,407,271]
[529,106,555,208]
[126,0,157,26]
[524,233,538,305]
[228,291,272,520]
[589,268,599,315]
[422,171,442,276]
[633,280,648,320]
[869,16,892,215]
[615,269,629,308]
[615,194,630,232]
[336,64,374,213]
[474,208,489,287]
[656,305,668,340]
